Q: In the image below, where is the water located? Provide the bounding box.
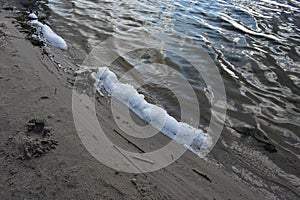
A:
[16,0,300,198]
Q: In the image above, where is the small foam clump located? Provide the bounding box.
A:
[92,67,212,156]
[28,13,68,50]
[28,13,38,20]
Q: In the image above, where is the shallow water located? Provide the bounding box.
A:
[11,0,300,198]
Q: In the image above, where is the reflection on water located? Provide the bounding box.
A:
[37,0,300,198]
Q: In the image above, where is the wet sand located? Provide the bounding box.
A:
[0,9,267,199]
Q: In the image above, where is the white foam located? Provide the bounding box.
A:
[28,13,38,20]
[28,14,68,50]
[92,67,212,156]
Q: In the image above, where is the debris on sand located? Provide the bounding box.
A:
[0,21,8,49]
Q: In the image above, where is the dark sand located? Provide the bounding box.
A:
[0,9,266,199]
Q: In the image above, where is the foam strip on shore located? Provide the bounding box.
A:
[91,67,212,156]
[28,13,68,50]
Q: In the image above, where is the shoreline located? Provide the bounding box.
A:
[0,8,268,199]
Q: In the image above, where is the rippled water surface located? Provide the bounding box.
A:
[29,0,300,198]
